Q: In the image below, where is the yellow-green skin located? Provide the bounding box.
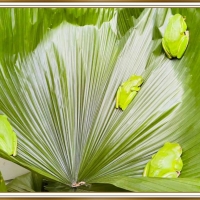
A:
[143,142,183,178]
[162,14,189,59]
[0,115,17,156]
[116,75,143,111]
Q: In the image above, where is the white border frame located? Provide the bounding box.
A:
[0,3,199,7]
[1,193,200,198]
[0,3,200,198]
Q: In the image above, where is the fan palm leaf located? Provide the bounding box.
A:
[1,8,200,191]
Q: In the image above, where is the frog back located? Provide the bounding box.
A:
[0,115,15,155]
[143,142,183,178]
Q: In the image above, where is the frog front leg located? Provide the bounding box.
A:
[177,31,189,59]
[131,86,140,92]
[116,86,122,109]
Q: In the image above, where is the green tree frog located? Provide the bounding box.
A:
[143,142,183,178]
[116,75,143,111]
[0,115,17,156]
[162,13,189,59]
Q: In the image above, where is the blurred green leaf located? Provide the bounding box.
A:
[94,176,200,192]
[0,172,7,192]
[7,172,43,192]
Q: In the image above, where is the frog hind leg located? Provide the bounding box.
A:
[162,171,179,178]
[12,134,17,156]
[116,86,121,109]
[162,38,173,59]
[121,91,137,110]
[174,157,183,171]
[177,31,189,59]
[143,162,150,177]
